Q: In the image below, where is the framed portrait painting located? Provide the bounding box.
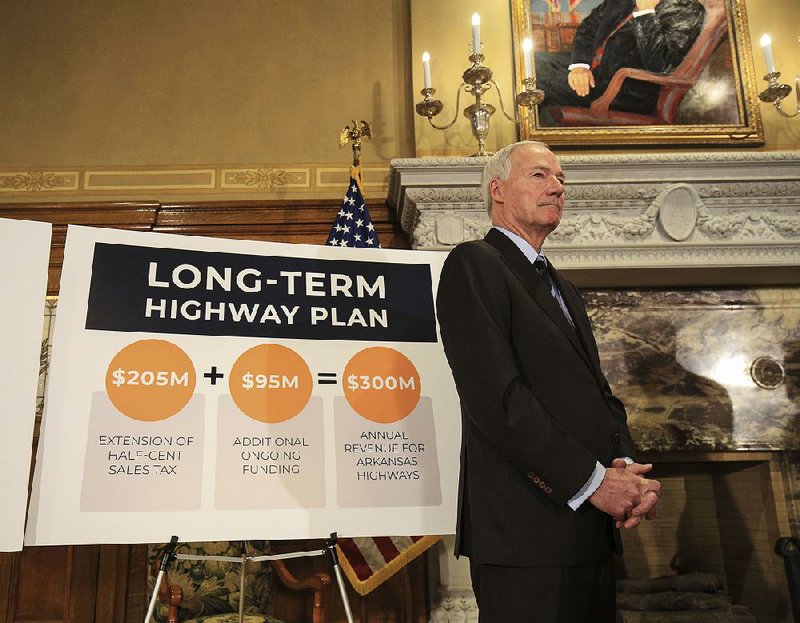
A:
[511,0,764,146]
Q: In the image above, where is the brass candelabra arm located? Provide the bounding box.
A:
[415,86,465,130]
[758,72,799,119]
[488,81,517,122]
[773,100,800,119]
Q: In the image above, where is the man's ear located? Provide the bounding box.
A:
[489,178,503,204]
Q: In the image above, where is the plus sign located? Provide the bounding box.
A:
[203,366,224,385]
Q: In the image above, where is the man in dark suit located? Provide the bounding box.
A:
[436,141,661,622]
[536,0,705,115]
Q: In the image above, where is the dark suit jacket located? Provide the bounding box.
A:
[436,229,636,567]
[570,0,705,113]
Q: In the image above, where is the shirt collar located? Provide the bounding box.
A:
[492,226,543,265]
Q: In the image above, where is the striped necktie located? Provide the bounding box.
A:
[534,256,576,330]
[533,256,556,296]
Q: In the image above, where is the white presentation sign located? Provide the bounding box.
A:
[0,217,51,552]
[26,226,460,545]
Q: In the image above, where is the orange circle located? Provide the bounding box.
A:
[229,344,312,423]
[105,340,196,421]
[342,347,421,423]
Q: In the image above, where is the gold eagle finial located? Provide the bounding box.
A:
[339,120,371,166]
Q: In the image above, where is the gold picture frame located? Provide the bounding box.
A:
[511,0,764,146]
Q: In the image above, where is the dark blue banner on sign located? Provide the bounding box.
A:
[86,243,437,342]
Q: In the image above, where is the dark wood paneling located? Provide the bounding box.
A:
[13,545,71,621]
[95,545,131,623]
[0,199,409,294]
[0,551,20,623]
[65,545,101,623]
[124,545,149,623]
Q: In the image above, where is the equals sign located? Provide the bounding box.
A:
[317,372,337,385]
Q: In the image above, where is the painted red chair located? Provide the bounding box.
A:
[548,0,728,126]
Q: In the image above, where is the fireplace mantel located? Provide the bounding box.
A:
[388,150,800,287]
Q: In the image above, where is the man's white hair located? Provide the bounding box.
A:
[481,140,551,215]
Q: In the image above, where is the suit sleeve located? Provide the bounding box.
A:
[631,0,705,73]
[570,3,605,65]
[436,246,598,506]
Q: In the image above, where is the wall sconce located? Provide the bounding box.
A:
[415,14,543,157]
[757,34,799,118]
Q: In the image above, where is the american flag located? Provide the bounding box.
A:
[325,166,381,249]
[327,167,439,594]
[337,535,440,596]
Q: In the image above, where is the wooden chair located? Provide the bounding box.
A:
[547,0,728,126]
[149,541,330,623]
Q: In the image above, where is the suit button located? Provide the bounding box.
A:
[612,432,621,446]
[545,486,553,494]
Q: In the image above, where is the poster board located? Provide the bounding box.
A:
[26,226,460,545]
[0,217,52,552]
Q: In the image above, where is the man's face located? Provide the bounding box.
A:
[490,145,566,242]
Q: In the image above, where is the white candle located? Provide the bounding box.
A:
[522,38,533,79]
[471,13,481,54]
[422,51,432,89]
[760,34,776,73]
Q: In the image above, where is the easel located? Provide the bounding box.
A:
[145,533,354,623]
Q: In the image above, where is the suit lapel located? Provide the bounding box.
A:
[549,265,607,384]
[485,229,594,372]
